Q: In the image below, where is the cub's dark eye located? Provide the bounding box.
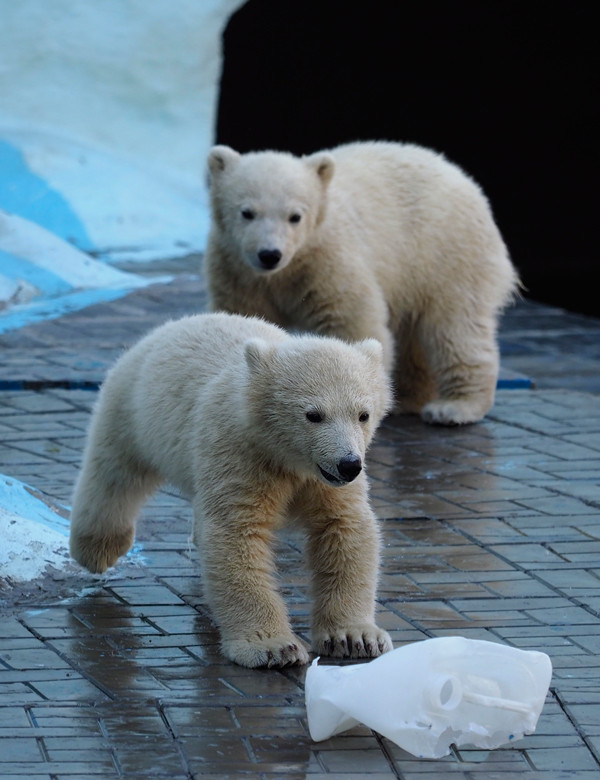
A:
[289,213,302,224]
[359,412,370,423]
[306,410,323,423]
[241,209,255,221]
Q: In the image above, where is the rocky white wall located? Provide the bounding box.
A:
[0,0,245,263]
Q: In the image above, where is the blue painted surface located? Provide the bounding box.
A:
[0,375,533,392]
[0,140,92,250]
[497,376,533,390]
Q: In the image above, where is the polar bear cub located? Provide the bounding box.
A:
[69,312,393,668]
[205,141,519,426]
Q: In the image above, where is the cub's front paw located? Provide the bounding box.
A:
[222,632,310,668]
[313,623,393,659]
[69,528,134,574]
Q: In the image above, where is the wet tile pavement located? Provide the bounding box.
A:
[1,261,600,778]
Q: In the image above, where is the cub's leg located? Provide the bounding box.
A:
[392,318,437,414]
[300,480,392,658]
[418,312,500,425]
[70,409,161,573]
[197,492,309,668]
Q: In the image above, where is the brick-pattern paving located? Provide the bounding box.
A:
[1,271,600,778]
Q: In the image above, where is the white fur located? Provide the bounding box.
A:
[205,141,520,425]
[69,313,393,668]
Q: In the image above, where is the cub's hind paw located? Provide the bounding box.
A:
[421,398,488,426]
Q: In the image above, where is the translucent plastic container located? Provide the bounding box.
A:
[305,636,552,758]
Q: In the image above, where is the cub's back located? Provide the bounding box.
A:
[329,141,487,214]
[102,313,286,430]
[325,141,513,309]
[133,313,284,386]
[98,314,287,493]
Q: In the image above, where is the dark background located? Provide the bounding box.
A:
[216,1,597,318]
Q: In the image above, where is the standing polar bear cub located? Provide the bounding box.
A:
[205,141,519,425]
[69,313,393,668]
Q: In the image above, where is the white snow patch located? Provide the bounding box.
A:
[0,474,146,586]
[0,507,70,583]
[0,475,70,584]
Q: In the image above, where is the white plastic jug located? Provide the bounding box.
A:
[305,636,552,759]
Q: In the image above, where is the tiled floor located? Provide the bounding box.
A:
[1,265,599,778]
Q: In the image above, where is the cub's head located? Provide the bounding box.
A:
[243,335,392,486]
[207,145,334,273]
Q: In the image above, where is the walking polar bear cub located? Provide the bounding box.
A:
[69,313,393,668]
[205,141,519,425]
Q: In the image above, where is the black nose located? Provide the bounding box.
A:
[258,249,282,269]
[337,454,362,482]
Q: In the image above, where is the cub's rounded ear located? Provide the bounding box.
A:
[357,338,384,364]
[304,152,335,187]
[208,145,240,176]
[244,338,276,375]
